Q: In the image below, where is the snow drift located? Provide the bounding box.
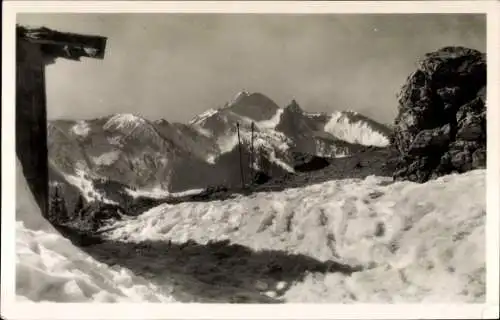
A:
[104,169,486,303]
[16,158,176,302]
[16,153,485,302]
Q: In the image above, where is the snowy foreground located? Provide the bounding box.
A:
[16,157,485,303]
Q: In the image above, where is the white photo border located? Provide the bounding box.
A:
[2,1,499,319]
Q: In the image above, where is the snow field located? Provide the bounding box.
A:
[16,150,486,303]
[106,170,486,302]
[125,187,205,200]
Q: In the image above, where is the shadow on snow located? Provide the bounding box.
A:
[76,237,363,303]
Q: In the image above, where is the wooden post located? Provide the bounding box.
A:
[236,122,245,189]
[250,122,255,184]
[16,25,106,218]
[16,38,50,217]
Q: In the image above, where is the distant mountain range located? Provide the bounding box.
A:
[47,92,392,212]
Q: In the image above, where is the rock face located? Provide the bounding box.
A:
[393,46,486,183]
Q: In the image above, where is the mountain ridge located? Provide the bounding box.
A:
[47,92,394,215]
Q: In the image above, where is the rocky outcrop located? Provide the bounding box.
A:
[393,46,486,183]
[293,152,331,172]
[77,203,124,232]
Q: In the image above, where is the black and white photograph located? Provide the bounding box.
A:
[2,0,499,318]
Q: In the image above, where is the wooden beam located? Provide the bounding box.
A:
[17,25,107,60]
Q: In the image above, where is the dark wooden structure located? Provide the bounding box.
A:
[16,25,107,218]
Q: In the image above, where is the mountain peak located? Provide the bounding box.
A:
[103,113,146,131]
[225,91,281,122]
[285,99,303,113]
[228,91,250,106]
[227,91,277,108]
[154,119,172,127]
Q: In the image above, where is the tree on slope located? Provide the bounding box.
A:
[49,185,69,225]
[73,194,85,220]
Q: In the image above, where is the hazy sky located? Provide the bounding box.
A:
[18,13,485,125]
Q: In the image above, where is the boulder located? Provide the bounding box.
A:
[292,152,331,172]
[68,202,125,232]
[393,46,486,183]
[252,171,272,185]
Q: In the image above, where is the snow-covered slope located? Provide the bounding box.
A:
[15,158,176,302]
[324,111,391,147]
[15,145,486,303]
[104,169,485,303]
[71,120,90,137]
[189,108,219,127]
[17,159,57,233]
[62,168,117,204]
[103,113,147,132]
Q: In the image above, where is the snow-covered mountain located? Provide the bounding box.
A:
[47,92,392,211]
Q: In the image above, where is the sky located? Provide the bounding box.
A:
[18,13,486,125]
